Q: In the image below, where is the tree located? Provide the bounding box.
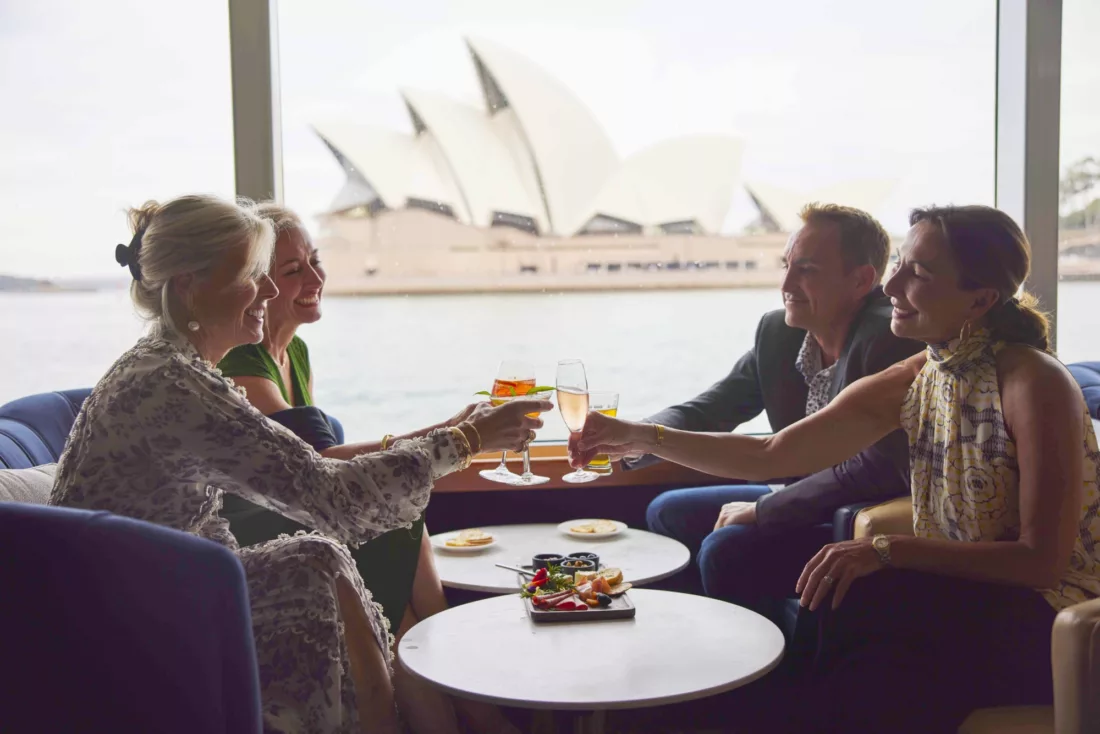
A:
[1060,156,1100,230]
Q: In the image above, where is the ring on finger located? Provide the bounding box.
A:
[822,574,835,585]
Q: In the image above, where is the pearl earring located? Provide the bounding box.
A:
[187,321,200,332]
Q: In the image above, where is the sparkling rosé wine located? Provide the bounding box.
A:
[557,388,589,433]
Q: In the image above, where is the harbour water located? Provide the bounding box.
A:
[3,282,1097,442]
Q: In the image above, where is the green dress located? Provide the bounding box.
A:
[218,337,425,634]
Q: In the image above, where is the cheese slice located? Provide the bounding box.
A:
[574,570,599,585]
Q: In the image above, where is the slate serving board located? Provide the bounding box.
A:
[523,593,636,623]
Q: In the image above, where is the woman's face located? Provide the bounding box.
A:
[267,226,326,332]
[187,242,278,360]
[883,220,998,344]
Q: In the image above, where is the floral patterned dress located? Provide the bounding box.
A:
[902,329,1100,610]
[49,327,472,733]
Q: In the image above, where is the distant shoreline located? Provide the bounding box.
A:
[4,270,1098,297]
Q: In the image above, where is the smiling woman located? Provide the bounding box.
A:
[217,203,532,734]
[574,204,1100,731]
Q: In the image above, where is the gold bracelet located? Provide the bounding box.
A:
[460,421,482,455]
[449,427,474,469]
[654,424,665,448]
[381,434,395,450]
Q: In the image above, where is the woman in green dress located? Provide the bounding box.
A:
[219,204,518,734]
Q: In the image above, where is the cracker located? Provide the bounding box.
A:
[569,519,618,534]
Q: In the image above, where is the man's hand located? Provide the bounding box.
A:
[714,501,757,530]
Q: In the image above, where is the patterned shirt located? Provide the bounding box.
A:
[796,333,837,416]
[50,325,470,548]
[901,329,1100,611]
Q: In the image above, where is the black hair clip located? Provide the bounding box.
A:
[115,229,146,282]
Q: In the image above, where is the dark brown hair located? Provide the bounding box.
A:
[909,205,1050,352]
[799,202,892,281]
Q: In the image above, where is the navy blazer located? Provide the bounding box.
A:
[626,287,924,531]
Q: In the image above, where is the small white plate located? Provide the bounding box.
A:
[431,531,496,553]
[557,519,627,539]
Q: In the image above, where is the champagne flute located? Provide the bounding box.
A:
[556,359,599,484]
[478,360,549,486]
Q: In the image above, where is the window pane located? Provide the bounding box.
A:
[1057,0,1100,365]
[277,0,996,441]
[0,1,234,403]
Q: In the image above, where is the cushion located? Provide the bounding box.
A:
[957,705,1053,734]
[0,463,57,504]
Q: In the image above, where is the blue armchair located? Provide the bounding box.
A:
[0,388,91,468]
[0,503,263,734]
[1,389,270,733]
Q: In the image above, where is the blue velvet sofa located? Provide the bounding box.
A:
[0,389,263,733]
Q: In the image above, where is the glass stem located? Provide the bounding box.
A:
[521,448,532,477]
[498,451,508,470]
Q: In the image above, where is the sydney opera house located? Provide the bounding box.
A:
[311,37,884,294]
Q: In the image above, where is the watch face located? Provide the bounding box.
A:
[873,536,888,550]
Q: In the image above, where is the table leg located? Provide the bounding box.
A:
[573,710,605,734]
[528,709,605,734]
[531,710,556,734]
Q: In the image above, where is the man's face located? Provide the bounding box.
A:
[780,220,871,333]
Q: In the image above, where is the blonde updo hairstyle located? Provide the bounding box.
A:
[253,201,305,240]
[909,205,1051,352]
[126,194,275,333]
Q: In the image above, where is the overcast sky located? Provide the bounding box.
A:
[1,0,1097,279]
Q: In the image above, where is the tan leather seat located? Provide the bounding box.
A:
[852,500,1100,734]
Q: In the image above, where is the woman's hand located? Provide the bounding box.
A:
[465,399,553,454]
[445,402,480,429]
[571,412,654,468]
[795,537,885,611]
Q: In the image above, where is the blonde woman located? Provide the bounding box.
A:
[50,194,549,733]
[576,206,1100,732]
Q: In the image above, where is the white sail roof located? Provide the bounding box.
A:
[465,36,619,235]
[313,121,470,222]
[400,88,547,231]
[579,135,744,234]
[745,179,897,233]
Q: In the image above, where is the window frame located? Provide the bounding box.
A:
[227,0,1066,488]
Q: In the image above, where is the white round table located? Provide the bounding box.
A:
[430,523,690,594]
[398,589,785,732]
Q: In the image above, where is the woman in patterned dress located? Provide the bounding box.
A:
[49,194,551,734]
[575,205,1100,731]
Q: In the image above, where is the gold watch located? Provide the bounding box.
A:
[872,534,892,565]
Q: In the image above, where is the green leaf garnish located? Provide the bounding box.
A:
[474,385,554,397]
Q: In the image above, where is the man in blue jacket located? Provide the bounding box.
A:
[630,203,922,620]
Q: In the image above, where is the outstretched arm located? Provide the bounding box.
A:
[576,357,920,481]
[234,376,482,460]
[321,403,482,460]
[796,347,1088,611]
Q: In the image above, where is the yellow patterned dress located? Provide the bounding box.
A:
[901,329,1100,610]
